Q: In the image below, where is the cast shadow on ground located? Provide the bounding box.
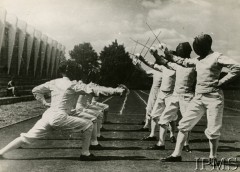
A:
[193,146,240,152]
[18,146,143,150]
[105,122,142,125]
[101,129,149,132]
[39,138,141,141]
[190,139,238,143]
[5,155,157,161]
[105,122,205,127]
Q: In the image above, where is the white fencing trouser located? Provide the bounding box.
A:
[20,109,93,144]
[150,91,173,121]
[146,74,162,118]
[178,90,224,140]
[158,93,194,126]
[146,87,160,119]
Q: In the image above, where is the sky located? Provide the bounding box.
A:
[1,0,240,65]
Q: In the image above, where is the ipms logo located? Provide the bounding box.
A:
[195,157,238,171]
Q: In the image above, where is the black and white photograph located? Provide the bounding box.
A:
[0,0,240,171]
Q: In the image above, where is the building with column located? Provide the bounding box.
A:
[0,8,66,97]
[0,8,66,79]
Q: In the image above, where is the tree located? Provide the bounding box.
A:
[69,40,151,89]
[99,40,136,87]
[99,39,151,88]
[69,43,100,83]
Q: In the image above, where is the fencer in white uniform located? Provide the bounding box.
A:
[0,60,126,161]
[161,34,240,163]
[75,83,127,149]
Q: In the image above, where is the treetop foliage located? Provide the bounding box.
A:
[69,40,151,89]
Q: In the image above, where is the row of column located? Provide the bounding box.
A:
[0,8,66,78]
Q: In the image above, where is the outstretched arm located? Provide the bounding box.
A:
[73,81,126,97]
[137,54,156,69]
[217,55,240,86]
[131,57,147,73]
[163,49,197,67]
[90,84,126,97]
[150,52,179,71]
[140,53,169,73]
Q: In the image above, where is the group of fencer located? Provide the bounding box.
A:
[0,33,240,164]
[131,33,240,164]
[0,60,129,161]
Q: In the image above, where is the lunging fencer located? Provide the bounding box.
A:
[0,60,127,161]
[75,82,128,150]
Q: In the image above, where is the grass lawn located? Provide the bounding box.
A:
[0,100,46,128]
